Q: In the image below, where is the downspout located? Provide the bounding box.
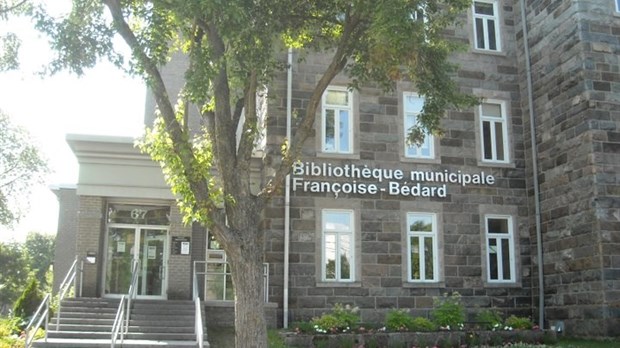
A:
[283,47,293,329]
[519,0,545,329]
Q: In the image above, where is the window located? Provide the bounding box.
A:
[617,0,620,12]
[485,215,515,283]
[322,210,354,282]
[479,101,509,163]
[472,0,501,51]
[204,231,233,301]
[407,213,438,282]
[322,87,353,154]
[404,93,434,159]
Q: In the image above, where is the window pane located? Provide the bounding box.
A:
[409,215,432,232]
[324,212,351,231]
[326,90,348,106]
[424,237,434,280]
[324,234,336,279]
[475,18,485,49]
[474,2,494,15]
[501,239,511,280]
[488,239,498,280]
[405,95,424,113]
[482,121,492,159]
[482,103,502,117]
[324,109,335,151]
[488,218,509,234]
[340,235,351,280]
[339,110,350,152]
[410,236,420,280]
[487,19,497,50]
[494,122,505,161]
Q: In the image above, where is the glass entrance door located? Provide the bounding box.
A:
[105,227,168,298]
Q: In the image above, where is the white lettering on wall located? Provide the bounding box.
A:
[292,161,496,198]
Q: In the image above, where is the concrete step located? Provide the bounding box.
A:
[48,330,197,341]
[32,337,206,347]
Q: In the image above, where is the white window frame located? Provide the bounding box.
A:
[472,0,501,52]
[403,93,434,159]
[479,100,510,163]
[406,213,438,282]
[321,209,355,282]
[485,215,515,283]
[322,87,353,154]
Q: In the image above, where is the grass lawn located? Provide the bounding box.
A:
[556,337,620,348]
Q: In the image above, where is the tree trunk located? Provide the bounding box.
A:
[228,230,268,348]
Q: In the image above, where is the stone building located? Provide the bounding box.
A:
[53,0,619,337]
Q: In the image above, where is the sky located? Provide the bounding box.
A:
[0,2,146,242]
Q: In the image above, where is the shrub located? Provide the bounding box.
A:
[385,309,414,331]
[431,292,465,329]
[475,308,503,330]
[505,315,534,330]
[410,317,437,332]
[310,303,360,333]
[13,278,42,319]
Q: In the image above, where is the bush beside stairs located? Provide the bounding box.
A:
[32,298,208,347]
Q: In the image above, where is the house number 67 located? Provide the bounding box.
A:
[131,209,147,219]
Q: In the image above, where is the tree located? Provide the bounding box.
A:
[0,111,48,227]
[23,232,55,289]
[0,241,30,314]
[38,1,477,346]
[0,0,34,71]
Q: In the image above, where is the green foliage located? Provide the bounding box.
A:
[475,308,503,330]
[0,316,25,348]
[385,309,414,331]
[0,242,31,313]
[0,0,36,71]
[311,303,360,333]
[410,316,437,332]
[431,292,465,329]
[23,233,55,289]
[12,278,42,319]
[0,111,49,227]
[505,315,534,330]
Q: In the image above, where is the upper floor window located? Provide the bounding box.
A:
[617,0,620,12]
[485,215,515,283]
[472,0,501,51]
[404,93,434,159]
[479,101,509,163]
[322,209,354,282]
[407,213,438,282]
[322,87,353,154]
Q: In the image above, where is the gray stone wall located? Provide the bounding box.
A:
[264,0,534,326]
[516,0,620,337]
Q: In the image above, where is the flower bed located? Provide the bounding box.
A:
[281,329,555,348]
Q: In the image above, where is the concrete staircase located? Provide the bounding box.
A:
[32,298,208,347]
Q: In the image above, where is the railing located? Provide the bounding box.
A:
[110,295,126,348]
[111,259,140,348]
[192,266,205,348]
[56,257,81,330]
[193,260,269,302]
[24,294,50,348]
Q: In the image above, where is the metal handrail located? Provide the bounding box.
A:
[111,258,140,347]
[110,295,126,348]
[24,294,50,348]
[193,267,204,348]
[126,259,140,333]
[56,256,80,330]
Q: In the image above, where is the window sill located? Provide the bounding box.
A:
[402,281,444,288]
[316,152,360,160]
[316,281,362,288]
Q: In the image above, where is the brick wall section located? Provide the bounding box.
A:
[167,205,193,299]
[76,196,105,297]
[263,0,534,325]
[52,187,78,294]
[517,0,620,336]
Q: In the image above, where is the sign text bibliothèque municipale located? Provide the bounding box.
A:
[292,162,495,198]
